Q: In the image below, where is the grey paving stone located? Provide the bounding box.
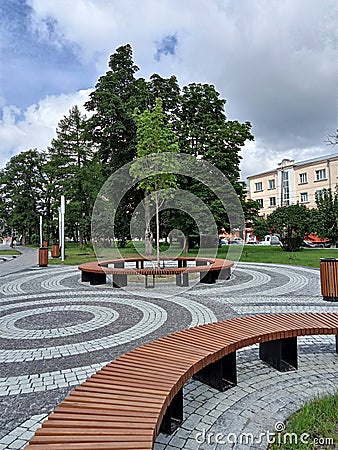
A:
[1,256,338,450]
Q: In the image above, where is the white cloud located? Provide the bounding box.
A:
[0,89,92,168]
[3,0,337,176]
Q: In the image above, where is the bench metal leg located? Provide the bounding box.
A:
[89,272,106,285]
[112,261,127,288]
[193,352,237,391]
[259,337,298,371]
[199,270,218,284]
[335,335,338,353]
[175,273,189,287]
[145,275,155,288]
[113,274,128,288]
[81,271,92,283]
[160,388,183,434]
[218,267,231,280]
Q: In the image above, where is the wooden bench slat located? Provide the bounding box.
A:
[81,376,174,391]
[30,435,153,443]
[41,420,155,429]
[35,428,153,436]
[70,389,165,402]
[75,383,167,397]
[64,396,162,409]
[26,444,152,449]
[51,409,159,420]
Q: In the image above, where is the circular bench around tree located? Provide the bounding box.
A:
[78,256,234,288]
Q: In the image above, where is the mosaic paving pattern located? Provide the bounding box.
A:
[1,249,338,449]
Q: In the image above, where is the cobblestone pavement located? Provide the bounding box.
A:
[1,248,338,449]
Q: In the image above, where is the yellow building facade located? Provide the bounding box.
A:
[247,152,338,216]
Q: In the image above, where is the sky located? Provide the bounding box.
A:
[0,0,337,180]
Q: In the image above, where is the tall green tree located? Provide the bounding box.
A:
[46,106,104,244]
[0,149,46,244]
[85,44,149,173]
[178,83,253,190]
[175,83,254,246]
[148,74,181,123]
[130,98,179,264]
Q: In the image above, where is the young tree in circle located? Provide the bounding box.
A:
[130,98,179,266]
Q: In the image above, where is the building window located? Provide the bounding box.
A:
[299,173,307,184]
[315,189,326,200]
[268,179,275,190]
[281,171,289,206]
[256,199,263,207]
[255,182,263,192]
[300,192,308,203]
[315,168,326,181]
[269,197,276,207]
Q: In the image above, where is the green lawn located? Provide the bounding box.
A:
[270,392,338,449]
[0,249,20,255]
[47,242,338,268]
[230,245,338,268]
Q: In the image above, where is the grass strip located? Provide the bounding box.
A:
[270,392,338,449]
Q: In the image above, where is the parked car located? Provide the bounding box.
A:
[229,238,244,245]
[302,234,331,248]
[259,235,281,246]
[302,239,331,248]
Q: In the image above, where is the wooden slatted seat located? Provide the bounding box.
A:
[25,312,338,449]
[79,257,233,287]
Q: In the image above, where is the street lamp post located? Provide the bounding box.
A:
[59,196,65,261]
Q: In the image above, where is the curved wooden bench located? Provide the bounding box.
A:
[25,312,338,449]
[79,257,233,288]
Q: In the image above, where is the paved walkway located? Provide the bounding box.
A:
[0,248,338,449]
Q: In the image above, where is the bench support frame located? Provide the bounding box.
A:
[259,337,298,371]
[193,352,237,391]
[83,271,106,285]
[160,388,183,434]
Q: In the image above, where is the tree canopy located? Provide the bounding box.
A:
[0,44,255,248]
[267,204,311,251]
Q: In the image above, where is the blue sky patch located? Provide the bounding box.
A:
[0,0,95,109]
[155,34,178,61]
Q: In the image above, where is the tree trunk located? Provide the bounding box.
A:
[144,198,153,256]
[183,234,189,253]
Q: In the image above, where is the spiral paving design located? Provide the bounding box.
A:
[1,259,338,448]
[0,304,119,340]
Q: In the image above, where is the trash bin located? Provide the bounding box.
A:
[51,244,60,258]
[38,247,48,267]
[320,258,338,301]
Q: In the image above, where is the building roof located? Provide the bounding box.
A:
[247,169,277,179]
[293,151,338,167]
[247,151,338,179]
